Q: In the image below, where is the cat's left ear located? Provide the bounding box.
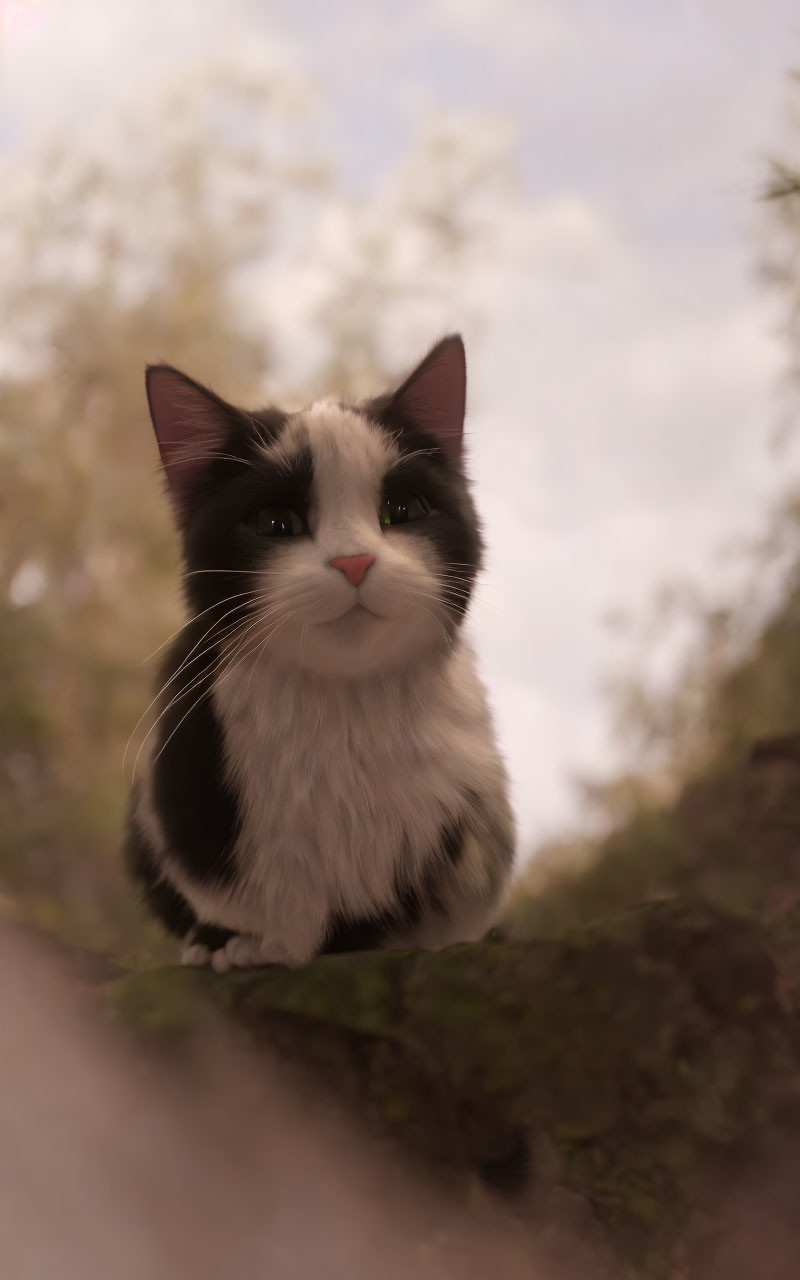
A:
[389,334,466,466]
[145,365,235,515]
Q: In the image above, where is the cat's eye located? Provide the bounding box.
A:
[380,491,430,528]
[250,505,305,537]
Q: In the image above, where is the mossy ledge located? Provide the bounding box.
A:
[107,898,800,1277]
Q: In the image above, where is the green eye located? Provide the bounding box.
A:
[251,505,305,537]
[380,491,430,528]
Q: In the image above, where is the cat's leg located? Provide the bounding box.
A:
[125,782,233,966]
[206,877,329,971]
[125,801,201,949]
[399,817,514,952]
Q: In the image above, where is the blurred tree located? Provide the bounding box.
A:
[585,83,800,821]
[0,61,320,949]
[0,61,523,953]
[509,71,800,933]
[311,115,520,397]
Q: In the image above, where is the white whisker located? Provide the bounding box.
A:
[153,612,292,769]
[126,595,284,773]
[394,589,454,649]
[131,607,265,780]
[125,592,263,769]
[242,612,295,702]
[137,588,260,667]
[185,569,262,577]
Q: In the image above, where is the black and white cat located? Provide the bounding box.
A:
[125,335,515,971]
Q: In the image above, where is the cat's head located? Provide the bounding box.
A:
[146,336,483,679]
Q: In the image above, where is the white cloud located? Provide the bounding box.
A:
[461,201,791,842]
[0,0,293,141]
[432,0,569,56]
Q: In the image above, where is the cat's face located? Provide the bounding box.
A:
[146,336,482,679]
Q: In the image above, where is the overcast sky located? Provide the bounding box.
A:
[2,0,800,848]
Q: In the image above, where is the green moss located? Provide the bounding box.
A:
[108,966,215,1039]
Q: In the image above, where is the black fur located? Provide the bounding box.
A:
[124,803,235,947]
[319,814,466,954]
[180,431,313,622]
[361,394,483,616]
[124,787,197,939]
[125,792,237,948]
[441,814,465,865]
[150,627,242,888]
[128,424,316,910]
[193,922,237,950]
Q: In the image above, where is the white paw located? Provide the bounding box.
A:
[181,942,211,967]
[209,934,265,973]
[208,934,297,973]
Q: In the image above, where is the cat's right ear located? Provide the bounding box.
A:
[388,334,466,466]
[145,365,233,516]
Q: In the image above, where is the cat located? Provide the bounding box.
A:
[124,334,515,971]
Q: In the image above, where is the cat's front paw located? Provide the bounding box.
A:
[181,941,212,967]
[209,934,263,973]
[205,933,295,973]
[179,936,251,971]
[180,932,303,972]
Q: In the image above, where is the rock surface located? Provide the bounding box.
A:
[109,897,800,1277]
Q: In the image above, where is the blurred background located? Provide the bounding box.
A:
[2,0,800,955]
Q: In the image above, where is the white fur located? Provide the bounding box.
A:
[140,401,515,966]
[252,403,456,677]
[180,942,211,967]
[208,639,513,965]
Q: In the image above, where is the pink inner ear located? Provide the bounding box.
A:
[146,366,230,512]
[391,335,466,465]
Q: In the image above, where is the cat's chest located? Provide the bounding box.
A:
[213,661,463,871]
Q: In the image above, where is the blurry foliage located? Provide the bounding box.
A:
[593,500,800,814]
[509,75,800,936]
[0,60,522,953]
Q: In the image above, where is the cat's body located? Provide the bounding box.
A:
[125,337,515,971]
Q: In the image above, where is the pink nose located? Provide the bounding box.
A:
[329,553,376,587]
